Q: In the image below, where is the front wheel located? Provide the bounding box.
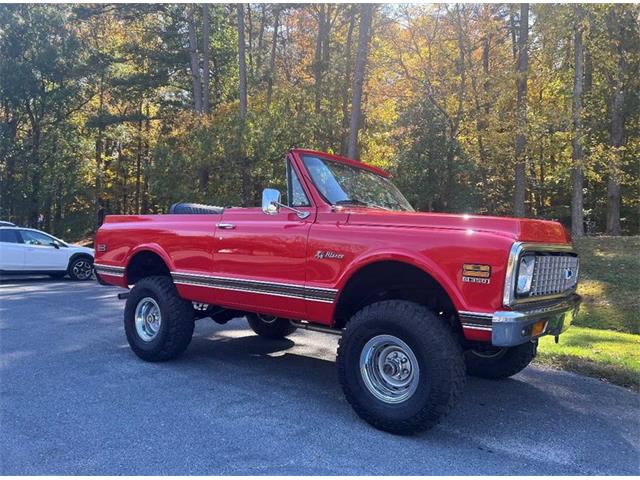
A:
[464,342,536,379]
[337,300,465,435]
[246,313,297,339]
[124,276,195,362]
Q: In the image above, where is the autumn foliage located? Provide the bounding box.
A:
[0,4,638,238]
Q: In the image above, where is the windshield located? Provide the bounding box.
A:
[302,155,414,212]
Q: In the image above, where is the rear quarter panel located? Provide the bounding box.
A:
[95,214,220,287]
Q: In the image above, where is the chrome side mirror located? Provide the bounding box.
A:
[262,188,281,215]
[261,187,310,220]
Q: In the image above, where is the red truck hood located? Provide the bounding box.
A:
[343,209,570,244]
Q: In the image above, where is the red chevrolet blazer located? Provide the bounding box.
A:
[95,148,581,434]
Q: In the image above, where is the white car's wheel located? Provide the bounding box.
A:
[68,256,93,281]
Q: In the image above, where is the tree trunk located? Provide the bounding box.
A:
[237,4,249,204]
[584,48,593,93]
[29,122,41,228]
[256,5,266,75]
[347,4,373,160]
[1,102,18,219]
[509,10,518,60]
[95,132,104,225]
[247,4,254,79]
[95,76,106,227]
[142,104,151,214]
[607,86,624,236]
[197,167,209,194]
[313,5,326,115]
[571,6,585,237]
[513,3,529,217]
[238,5,247,119]
[469,25,490,212]
[482,16,490,118]
[536,145,545,214]
[322,7,332,69]
[44,194,51,232]
[117,144,127,214]
[440,4,467,211]
[340,6,356,155]
[202,4,211,114]
[135,104,143,214]
[606,8,626,236]
[54,182,62,236]
[187,5,203,114]
[266,6,279,108]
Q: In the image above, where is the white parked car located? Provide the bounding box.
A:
[0,226,94,280]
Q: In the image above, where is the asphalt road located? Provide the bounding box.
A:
[1,277,639,475]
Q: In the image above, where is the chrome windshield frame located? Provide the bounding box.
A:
[300,154,415,212]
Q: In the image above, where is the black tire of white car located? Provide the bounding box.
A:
[337,300,466,435]
[68,255,94,281]
[464,342,536,379]
[124,276,195,362]
[246,313,297,339]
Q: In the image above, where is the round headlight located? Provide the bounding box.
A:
[516,256,536,295]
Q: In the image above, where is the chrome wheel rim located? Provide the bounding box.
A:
[73,260,93,280]
[359,335,420,404]
[134,297,162,342]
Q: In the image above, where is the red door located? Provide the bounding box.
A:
[210,207,315,318]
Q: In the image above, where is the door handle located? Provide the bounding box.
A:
[216,223,236,230]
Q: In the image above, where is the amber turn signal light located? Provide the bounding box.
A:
[531,320,548,337]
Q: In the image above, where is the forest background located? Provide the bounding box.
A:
[1,3,638,239]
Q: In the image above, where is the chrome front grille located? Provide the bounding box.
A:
[529,254,579,298]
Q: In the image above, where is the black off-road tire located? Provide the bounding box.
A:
[246,313,297,339]
[464,342,536,379]
[337,300,466,435]
[124,275,194,362]
[67,255,94,281]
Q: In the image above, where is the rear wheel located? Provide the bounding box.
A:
[464,342,536,379]
[124,276,195,362]
[246,313,297,339]
[337,300,465,435]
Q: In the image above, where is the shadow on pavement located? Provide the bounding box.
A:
[0,275,90,285]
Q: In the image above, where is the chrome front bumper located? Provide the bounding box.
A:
[460,294,581,347]
[492,294,581,347]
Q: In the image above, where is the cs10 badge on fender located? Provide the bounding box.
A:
[462,264,491,284]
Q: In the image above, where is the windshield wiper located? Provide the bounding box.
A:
[334,199,391,211]
[335,199,369,206]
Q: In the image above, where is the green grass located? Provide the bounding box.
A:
[533,236,639,390]
[572,236,640,334]
[535,327,640,391]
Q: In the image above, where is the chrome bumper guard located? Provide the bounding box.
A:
[491,294,581,347]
